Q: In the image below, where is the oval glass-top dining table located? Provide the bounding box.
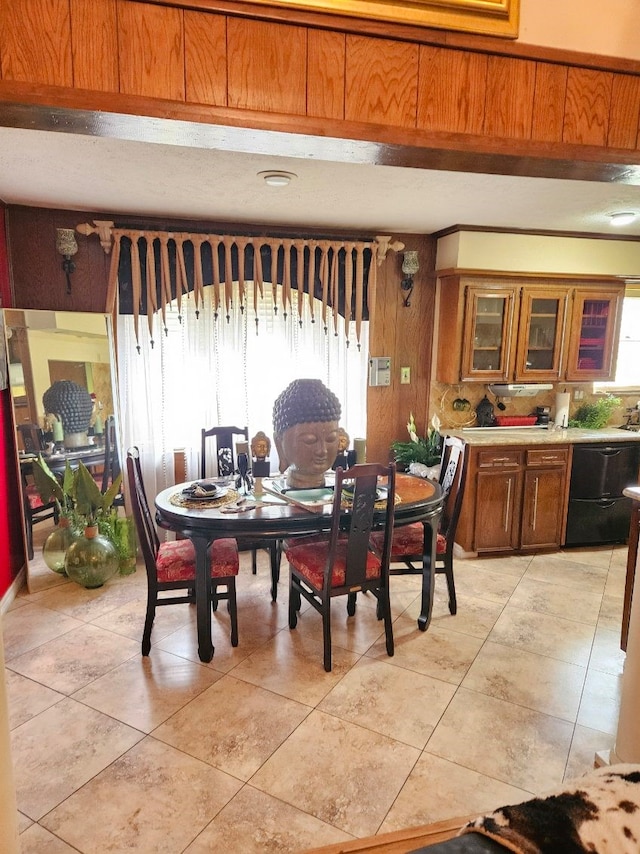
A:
[155,472,443,662]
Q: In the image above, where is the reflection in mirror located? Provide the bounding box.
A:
[2,309,120,592]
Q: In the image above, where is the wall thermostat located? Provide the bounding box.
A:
[369,356,391,386]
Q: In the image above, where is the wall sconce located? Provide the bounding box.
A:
[56,228,78,295]
[401,251,419,307]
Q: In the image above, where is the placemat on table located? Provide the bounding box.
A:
[170,488,240,510]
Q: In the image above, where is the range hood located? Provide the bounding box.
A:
[488,383,553,398]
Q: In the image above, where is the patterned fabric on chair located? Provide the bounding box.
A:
[22,480,59,561]
[127,446,240,655]
[287,462,396,672]
[371,436,467,617]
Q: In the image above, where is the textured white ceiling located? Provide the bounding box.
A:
[1,125,640,237]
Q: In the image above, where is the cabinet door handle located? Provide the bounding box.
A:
[532,476,539,530]
[504,478,512,532]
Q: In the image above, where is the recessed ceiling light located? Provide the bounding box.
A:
[258,170,297,187]
[609,211,637,226]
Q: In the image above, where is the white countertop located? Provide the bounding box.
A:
[445,426,640,446]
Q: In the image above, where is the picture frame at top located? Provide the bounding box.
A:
[152,0,520,38]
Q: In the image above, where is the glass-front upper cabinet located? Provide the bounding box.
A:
[514,288,569,381]
[565,288,624,381]
[460,287,517,381]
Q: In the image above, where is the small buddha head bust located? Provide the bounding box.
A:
[251,431,271,460]
[273,379,342,488]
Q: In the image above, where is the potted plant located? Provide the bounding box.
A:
[31,457,80,574]
[31,456,127,586]
[391,413,442,476]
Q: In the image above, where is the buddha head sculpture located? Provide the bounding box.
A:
[43,380,94,448]
[251,431,271,461]
[273,379,342,488]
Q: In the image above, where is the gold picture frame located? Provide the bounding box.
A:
[233,0,520,37]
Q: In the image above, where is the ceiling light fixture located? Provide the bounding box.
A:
[609,211,637,227]
[259,170,297,187]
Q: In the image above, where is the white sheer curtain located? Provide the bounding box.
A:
[117,283,369,499]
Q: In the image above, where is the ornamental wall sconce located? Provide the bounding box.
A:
[401,250,419,307]
[56,228,79,295]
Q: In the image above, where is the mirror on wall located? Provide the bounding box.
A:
[2,309,120,592]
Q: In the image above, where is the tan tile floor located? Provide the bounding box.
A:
[4,523,627,853]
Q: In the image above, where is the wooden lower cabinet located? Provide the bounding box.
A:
[456,444,569,554]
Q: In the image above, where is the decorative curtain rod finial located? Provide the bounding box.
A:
[76,220,115,254]
[375,235,405,266]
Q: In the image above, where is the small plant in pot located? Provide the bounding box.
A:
[31,457,80,574]
[391,413,442,477]
[64,463,124,588]
[32,457,124,586]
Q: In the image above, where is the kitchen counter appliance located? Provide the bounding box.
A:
[565,443,640,545]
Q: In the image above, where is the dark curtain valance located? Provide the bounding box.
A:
[84,226,403,349]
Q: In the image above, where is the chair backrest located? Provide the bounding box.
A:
[126,447,160,574]
[18,423,45,454]
[438,436,468,546]
[201,425,249,478]
[328,462,396,590]
[101,415,122,493]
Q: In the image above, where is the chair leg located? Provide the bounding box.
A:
[443,556,457,615]
[142,593,156,656]
[347,591,357,616]
[251,548,257,575]
[288,574,299,629]
[322,599,332,672]
[26,517,34,561]
[380,587,394,657]
[228,578,238,647]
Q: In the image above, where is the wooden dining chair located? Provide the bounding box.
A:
[201,425,249,479]
[286,462,396,672]
[372,436,467,616]
[21,472,59,560]
[201,423,278,576]
[126,446,240,655]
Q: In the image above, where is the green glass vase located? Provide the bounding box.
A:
[64,525,119,589]
[42,516,78,575]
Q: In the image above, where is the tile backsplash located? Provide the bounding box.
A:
[431,381,635,430]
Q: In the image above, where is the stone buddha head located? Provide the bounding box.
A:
[273,379,342,488]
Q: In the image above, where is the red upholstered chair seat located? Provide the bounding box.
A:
[371,523,447,557]
[285,539,381,590]
[156,537,239,583]
[25,483,46,510]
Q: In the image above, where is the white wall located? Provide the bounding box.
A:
[436,231,640,277]
[519,0,640,60]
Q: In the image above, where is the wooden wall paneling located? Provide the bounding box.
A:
[185,10,227,105]
[7,207,111,313]
[531,62,567,142]
[226,18,307,114]
[70,0,119,92]
[562,66,613,147]
[607,72,640,150]
[117,0,186,100]
[0,0,73,87]
[344,35,419,128]
[307,30,346,120]
[484,55,536,139]
[417,46,487,135]
[366,234,436,466]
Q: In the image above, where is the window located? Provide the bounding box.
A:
[595,294,640,392]
[117,283,369,498]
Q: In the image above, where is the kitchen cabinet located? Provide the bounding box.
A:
[436,272,624,384]
[473,449,523,551]
[521,448,569,548]
[456,443,570,553]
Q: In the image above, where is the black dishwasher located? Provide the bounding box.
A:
[565,443,640,545]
